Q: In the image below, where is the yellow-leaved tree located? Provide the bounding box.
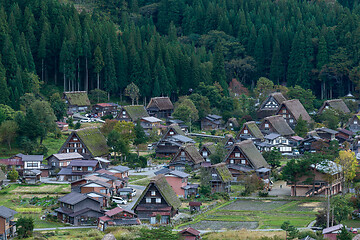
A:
[335,150,358,193]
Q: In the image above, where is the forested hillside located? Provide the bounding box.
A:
[2,0,360,109]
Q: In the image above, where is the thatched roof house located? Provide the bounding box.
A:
[318,99,350,114]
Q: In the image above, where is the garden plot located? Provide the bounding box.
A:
[187,220,258,230]
[220,200,288,211]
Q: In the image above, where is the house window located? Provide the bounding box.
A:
[151,191,156,196]
[74,149,78,153]
[181,152,185,156]
[156,198,161,203]
[325,106,329,109]
[123,111,126,115]
[74,143,77,148]
[73,138,78,141]
[282,109,286,113]
[82,149,86,153]
[67,161,70,165]
[77,167,82,171]
[60,162,64,167]
[170,131,174,135]
[355,120,358,125]
[88,167,93,171]
[52,162,56,166]
[265,123,269,128]
[100,189,107,194]
[244,129,248,134]
[235,153,240,158]
[180,157,186,161]
[283,114,286,118]
[229,123,233,126]
[146,198,151,203]
[67,149,69,153]
[241,160,246,164]
[202,151,208,157]
[230,159,234,164]
[289,119,294,123]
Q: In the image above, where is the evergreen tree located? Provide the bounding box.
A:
[270,39,283,84]
[93,45,104,89]
[211,42,228,95]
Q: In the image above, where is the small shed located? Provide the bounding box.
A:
[322,224,343,240]
[189,202,202,212]
[179,227,201,240]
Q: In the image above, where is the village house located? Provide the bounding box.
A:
[237,121,264,142]
[275,99,312,129]
[322,224,343,240]
[132,174,181,224]
[207,163,232,193]
[225,118,239,131]
[155,169,198,199]
[189,202,202,212]
[98,207,141,231]
[315,128,338,141]
[55,192,103,226]
[117,105,149,122]
[259,115,295,137]
[155,124,195,158]
[299,136,329,154]
[336,128,354,143]
[257,92,287,119]
[179,227,202,240]
[58,127,109,159]
[0,154,48,180]
[140,116,163,135]
[264,133,292,154]
[201,114,223,131]
[289,136,304,148]
[92,103,118,118]
[107,165,130,183]
[146,97,174,118]
[56,121,69,131]
[199,142,216,162]
[0,206,17,240]
[47,152,84,176]
[347,114,360,133]
[222,134,237,149]
[224,140,271,180]
[287,161,342,197]
[57,160,99,182]
[169,144,204,171]
[63,91,91,113]
[84,192,110,208]
[166,118,189,132]
[318,99,350,115]
[71,173,120,193]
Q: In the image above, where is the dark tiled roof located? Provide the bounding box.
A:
[0,206,17,218]
[58,192,89,205]
[316,127,338,135]
[265,115,295,136]
[189,202,202,206]
[279,99,312,122]
[264,133,281,140]
[111,165,130,173]
[50,153,84,161]
[69,160,98,167]
[21,155,43,162]
[166,170,190,178]
[105,207,135,217]
[147,97,174,111]
[69,207,102,217]
[75,127,109,157]
[154,168,171,175]
[338,128,354,136]
[123,105,149,121]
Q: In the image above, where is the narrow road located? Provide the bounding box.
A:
[34,226,96,231]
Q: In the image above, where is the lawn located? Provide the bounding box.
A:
[179,199,322,230]
[42,134,68,157]
[128,175,148,182]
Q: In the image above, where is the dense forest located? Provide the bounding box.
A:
[2,0,360,109]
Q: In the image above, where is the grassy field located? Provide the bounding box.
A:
[0,184,71,228]
[178,199,324,230]
[202,230,286,240]
[42,134,68,157]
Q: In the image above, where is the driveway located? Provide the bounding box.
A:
[268,180,291,196]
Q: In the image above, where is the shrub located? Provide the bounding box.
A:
[258,190,269,197]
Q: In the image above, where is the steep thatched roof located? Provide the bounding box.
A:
[63,91,90,106]
[123,105,149,121]
[225,140,269,169]
[319,99,350,114]
[278,99,312,122]
[200,142,217,155]
[227,118,239,128]
[239,121,264,139]
[147,97,174,110]
[212,163,232,183]
[265,115,295,136]
[172,144,204,165]
[259,92,287,110]
[132,174,181,210]
[76,127,109,157]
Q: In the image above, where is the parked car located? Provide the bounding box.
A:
[80,118,91,123]
[112,196,127,205]
[131,189,136,197]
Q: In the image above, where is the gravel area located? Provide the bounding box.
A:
[220,200,288,211]
[187,220,258,230]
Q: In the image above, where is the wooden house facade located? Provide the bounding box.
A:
[146,97,174,118]
[201,114,223,130]
[169,144,204,171]
[58,127,109,159]
[132,174,181,224]
[256,92,287,119]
